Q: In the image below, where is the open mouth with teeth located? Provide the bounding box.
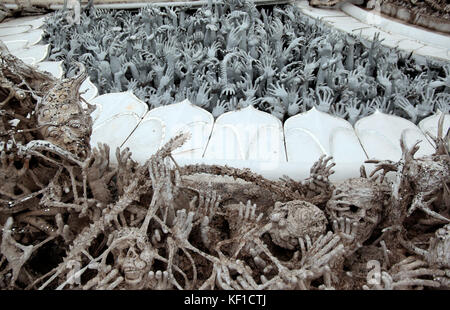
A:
[73,144,88,159]
[78,149,88,159]
[123,267,144,285]
[64,141,89,159]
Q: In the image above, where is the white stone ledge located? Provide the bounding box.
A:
[40,0,292,10]
[355,111,436,162]
[10,44,50,65]
[295,0,450,62]
[90,112,142,163]
[340,3,450,50]
[0,14,48,30]
[2,9,449,183]
[0,29,44,47]
[204,106,287,163]
[125,99,215,161]
[0,25,32,36]
[88,96,448,182]
[175,158,361,182]
[35,61,64,79]
[418,111,450,149]
[4,40,28,52]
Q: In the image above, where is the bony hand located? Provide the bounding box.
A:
[148,270,173,290]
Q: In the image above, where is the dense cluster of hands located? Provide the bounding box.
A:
[44,0,449,124]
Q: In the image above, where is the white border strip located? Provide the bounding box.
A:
[2,1,292,10]
[340,3,450,50]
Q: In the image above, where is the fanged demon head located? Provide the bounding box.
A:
[36,63,93,159]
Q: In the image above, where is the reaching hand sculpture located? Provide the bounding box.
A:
[1,51,449,289]
[42,1,449,124]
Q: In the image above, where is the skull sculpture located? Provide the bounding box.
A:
[269,200,328,250]
[326,178,386,246]
[110,227,155,288]
[428,224,450,268]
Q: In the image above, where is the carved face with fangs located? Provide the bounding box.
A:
[111,228,155,288]
[36,63,93,159]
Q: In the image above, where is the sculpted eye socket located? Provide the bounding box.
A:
[140,250,152,262]
[349,205,359,213]
[48,130,59,138]
[115,241,129,251]
[45,125,57,135]
[65,118,83,128]
[437,228,446,237]
[137,241,146,250]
